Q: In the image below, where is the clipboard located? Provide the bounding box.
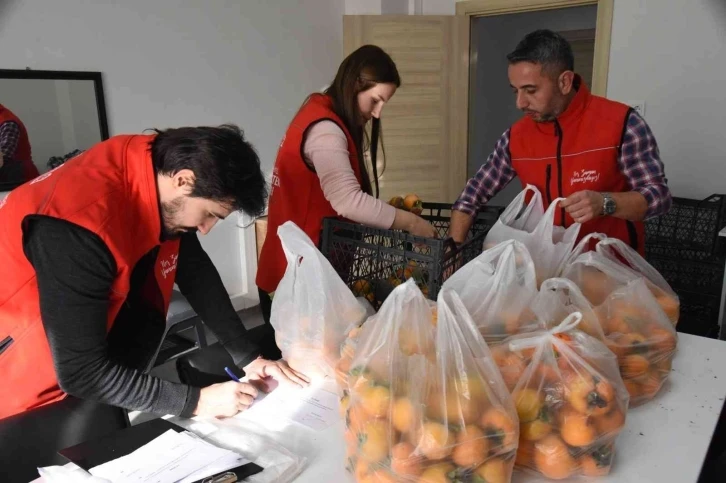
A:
[58,418,263,481]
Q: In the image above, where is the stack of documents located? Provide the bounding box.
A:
[89,429,249,483]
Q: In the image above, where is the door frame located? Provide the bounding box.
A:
[456,0,614,96]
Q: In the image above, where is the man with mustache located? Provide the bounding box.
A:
[450,29,671,253]
[0,125,307,479]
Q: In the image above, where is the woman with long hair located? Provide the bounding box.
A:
[256,44,435,325]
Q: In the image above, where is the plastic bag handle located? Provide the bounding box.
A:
[278,222,323,267]
[539,277,583,297]
[596,238,672,293]
[499,184,542,224]
[534,197,569,241]
[508,312,583,351]
[560,232,609,273]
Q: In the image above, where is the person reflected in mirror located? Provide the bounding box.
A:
[0,102,40,184]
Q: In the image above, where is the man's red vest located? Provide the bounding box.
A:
[0,103,40,182]
[256,94,363,293]
[509,78,645,254]
[0,135,179,419]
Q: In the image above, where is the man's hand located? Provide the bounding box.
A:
[561,190,604,224]
[194,381,259,418]
[243,358,310,390]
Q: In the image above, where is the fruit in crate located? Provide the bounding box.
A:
[352,278,372,296]
[403,194,423,215]
[387,193,424,215]
[388,195,404,209]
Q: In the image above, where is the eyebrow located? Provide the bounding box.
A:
[510,84,537,90]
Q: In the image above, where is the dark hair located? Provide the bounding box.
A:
[507,29,574,77]
[150,124,267,217]
[324,45,401,197]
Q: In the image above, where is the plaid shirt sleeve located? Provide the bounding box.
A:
[453,129,515,216]
[619,111,672,219]
[0,121,20,161]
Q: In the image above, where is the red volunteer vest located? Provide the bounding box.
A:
[256,94,363,293]
[0,135,179,419]
[0,103,40,182]
[509,78,645,254]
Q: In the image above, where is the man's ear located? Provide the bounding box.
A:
[559,70,576,95]
[172,169,196,195]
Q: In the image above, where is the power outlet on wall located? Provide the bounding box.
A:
[627,100,646,118]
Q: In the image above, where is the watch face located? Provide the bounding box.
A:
[604,198,616,215]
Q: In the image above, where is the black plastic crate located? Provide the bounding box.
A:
[644,194,726,259]
[676,289,721,339]
[320,203,502,308]
[646,256,724,297]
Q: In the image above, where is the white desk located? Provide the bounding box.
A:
[719,227,726,340]
[32,334,726,483]
[211,333,726,483]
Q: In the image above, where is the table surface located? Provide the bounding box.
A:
[245,333,726,483]
[31,333,726,483]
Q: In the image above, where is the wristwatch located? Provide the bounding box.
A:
[602,192,616,216]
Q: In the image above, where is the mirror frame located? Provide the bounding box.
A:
[0,68,110,192]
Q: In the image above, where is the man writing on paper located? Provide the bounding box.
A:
[449,30,671,253]
[0,125,308,428]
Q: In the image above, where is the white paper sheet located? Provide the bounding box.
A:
[237,380,340,431]
[89,429,248,483]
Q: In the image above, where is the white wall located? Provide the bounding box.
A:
[0,0,344,304]
[347,0,455,15]
[607,0,726,200]
[346,0,382,15]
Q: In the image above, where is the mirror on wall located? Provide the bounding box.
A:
[0,69,109,192]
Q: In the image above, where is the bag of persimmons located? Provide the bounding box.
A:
[493,312,629,479]
[442,239,540,345]
[561,248,678,407]
[335,300,429,396]
[530,278,606,342]
[342,280,518,482]
[563,233,680,326]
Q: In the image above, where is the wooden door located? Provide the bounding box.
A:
[344,15,470,204]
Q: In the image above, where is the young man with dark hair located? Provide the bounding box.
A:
[0,126,307,456]
[450,29,672,253]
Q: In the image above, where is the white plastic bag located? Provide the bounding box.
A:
[270,221,370,381]
[485,185,581,285]
[561,251,678,406]
[530,278,605,341]
[562,233,679,325]
[494,313,629,479]
[442,239,540,343]
[343,281,518,482]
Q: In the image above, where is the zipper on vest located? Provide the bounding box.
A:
[545,164,553,205]
[554,119,566,226]
[0,336,13,356]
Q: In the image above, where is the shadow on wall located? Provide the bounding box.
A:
[709,0,726,22]
[0,0,23,36]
